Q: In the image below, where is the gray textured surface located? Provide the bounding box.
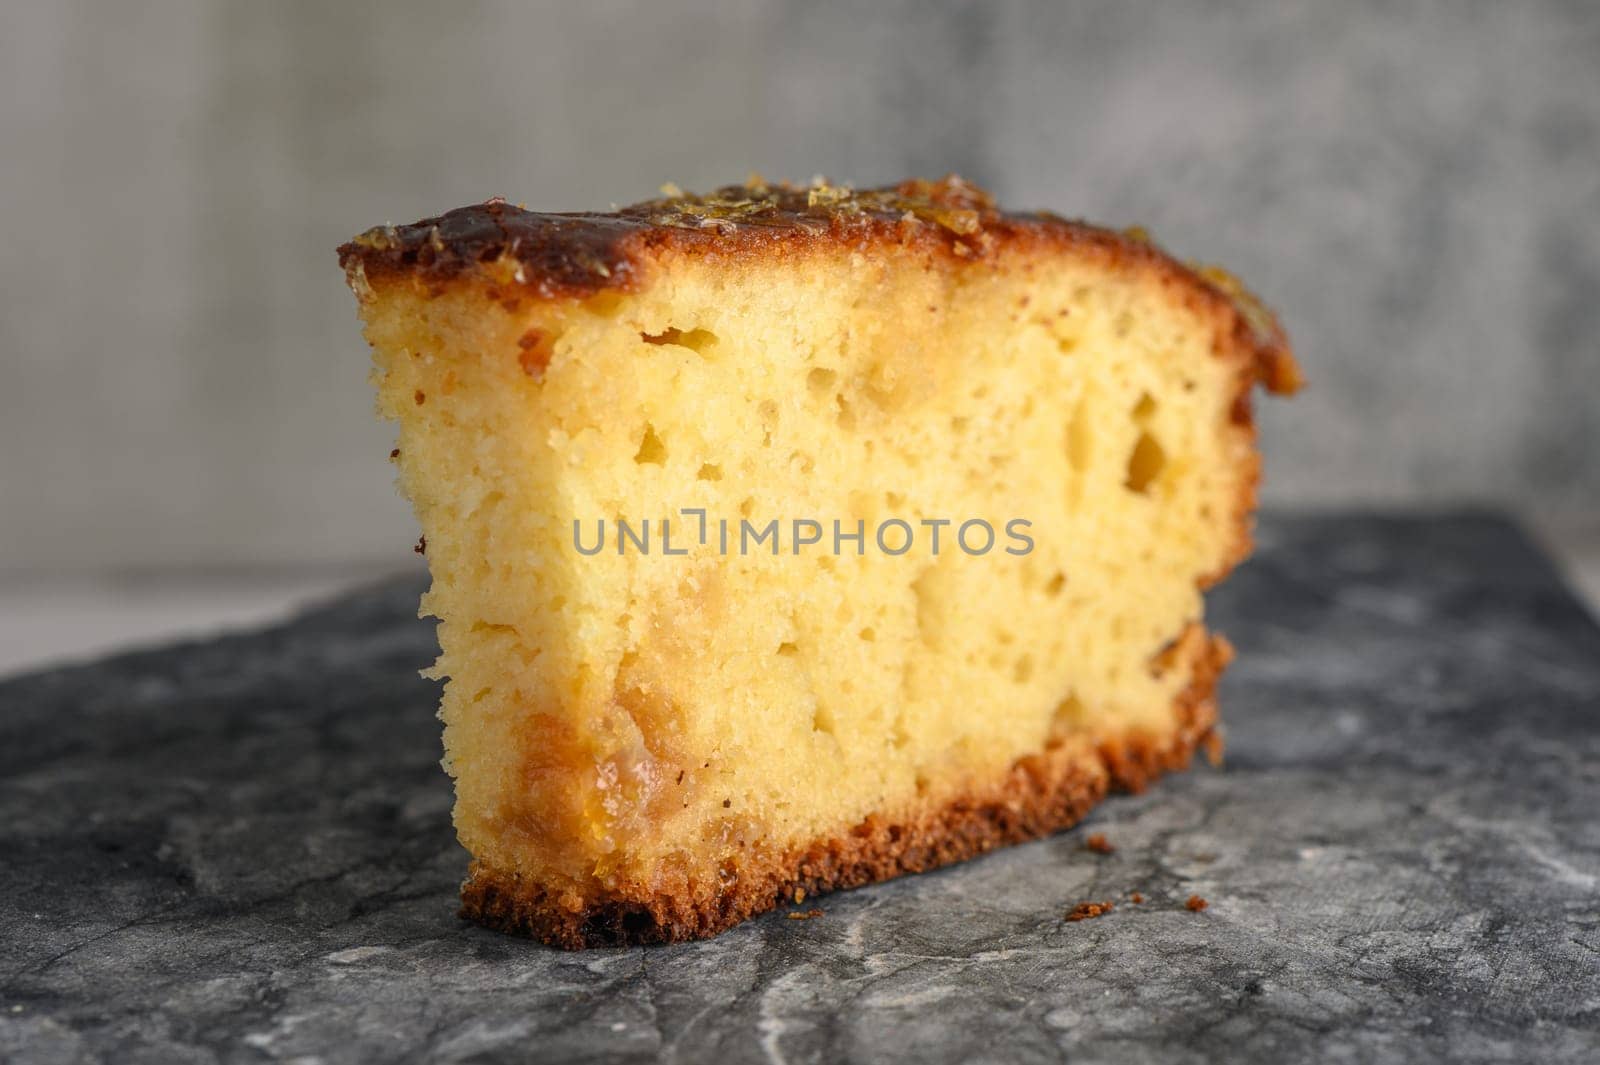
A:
[2,513,1599,1063]
[4,2,1600,574]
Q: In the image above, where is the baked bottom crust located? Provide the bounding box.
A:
[460,632,1230,949]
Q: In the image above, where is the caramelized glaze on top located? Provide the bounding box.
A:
[338,175,1300,393]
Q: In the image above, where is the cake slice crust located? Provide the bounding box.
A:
[339,176,1297,949]
[462,625,1231,949]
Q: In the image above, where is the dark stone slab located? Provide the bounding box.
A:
[2,513,1597,1064]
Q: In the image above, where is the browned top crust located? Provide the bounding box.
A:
[338,175,1301,394]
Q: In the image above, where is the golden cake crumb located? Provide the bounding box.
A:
[1066,900,1116,922]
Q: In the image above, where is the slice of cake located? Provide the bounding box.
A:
[338,176,1299,949]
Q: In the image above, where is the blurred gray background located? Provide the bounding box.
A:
[2,0,1597,671]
